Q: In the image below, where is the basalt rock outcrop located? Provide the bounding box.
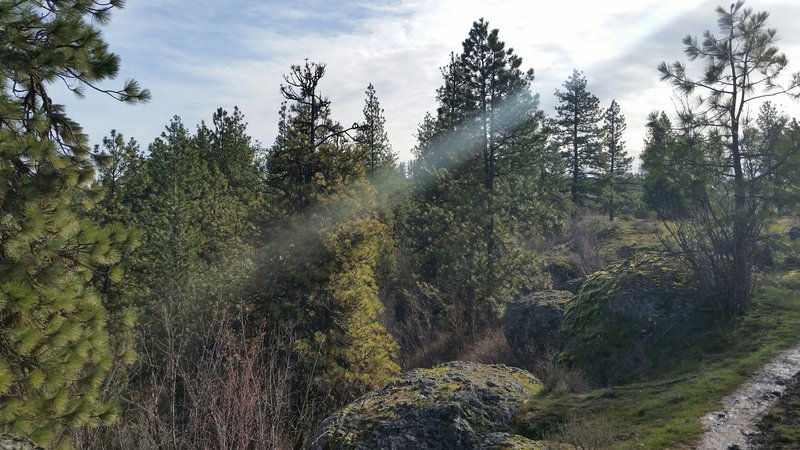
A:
[559,253,700,384]
[308,361,542,449]
[503,290,573,362]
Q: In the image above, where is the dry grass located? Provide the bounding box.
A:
[550,417,617,450]
[75,306,329,450]
[569,217,610,277]
[458,327,519,366]
[530,351,590,394]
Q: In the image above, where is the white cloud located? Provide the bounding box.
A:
[58,0,800,162]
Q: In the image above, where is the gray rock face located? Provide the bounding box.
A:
[0,435,42,450]
[307,361,541,450]
[503,290,573,362]
[477,432,545,449]
[561,278,585,295]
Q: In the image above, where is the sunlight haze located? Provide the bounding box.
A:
[59,0,800,162]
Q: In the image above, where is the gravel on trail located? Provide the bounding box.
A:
[696,343,800,449]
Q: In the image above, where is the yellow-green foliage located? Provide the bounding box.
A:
[273,180,400,398]
[317,187,400,391]
[0,134,133,448]
[780,270,800,289]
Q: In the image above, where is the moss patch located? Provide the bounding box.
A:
[779,270,800,289]
[559,253,703,384]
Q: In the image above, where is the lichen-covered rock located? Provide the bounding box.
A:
[561,278,585,295]
[544,259,580,290]
[503,291,573,361]
[0,435,42,450]
[307,361,541,450]
[477,432,564,449]
[559,253,699,385]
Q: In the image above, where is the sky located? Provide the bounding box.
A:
[57,0,800,164]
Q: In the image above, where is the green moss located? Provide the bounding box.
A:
[315,362,543,449]
[559,253,703,384]
[518,283,800,448]
[419,366,451,375]
[595,219,665,259]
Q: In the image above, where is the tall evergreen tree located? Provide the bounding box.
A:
[93,131,142,227]
[356,84,396,173]
[640,111,719,218]
[555,69,603,207]
[0,1,147,446]
[600,100,632,221]
[399,19,564,341]
[105,114,260,337]
[748,102,800,209]
[457,18,547,334]
[266,61,361,214]
[90,130,144,330]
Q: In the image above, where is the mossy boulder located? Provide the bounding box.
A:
[561,278,585,294]
[307,361,542,450]
[0,436,42,450]
[503,290,573,361]
[544,258,579,290]
[559,253,699,385]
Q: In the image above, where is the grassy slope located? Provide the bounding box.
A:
[518,217,800,448]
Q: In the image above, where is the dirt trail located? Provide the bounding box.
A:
[696,342,800,449]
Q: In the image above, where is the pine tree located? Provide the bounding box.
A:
[202,107,263,215]
[750,102,800,209]
[110,115,260,339]
[658,0,800,310]
[266,61,361,214]
[600,100,632,221]
[90,131,143,358]
[555,69,603,207]
[255,62,399,407]
[0,1,147,446]
[93,131,143,227]
[398,19,564,342]
[356,84,396,173]
[640,111,722,218]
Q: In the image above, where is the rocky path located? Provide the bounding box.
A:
[696,342,800,449]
